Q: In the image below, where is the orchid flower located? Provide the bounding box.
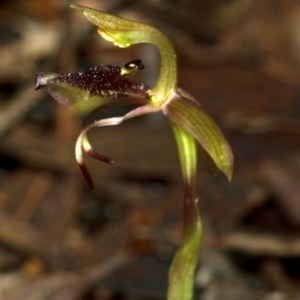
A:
[35,4,233,300]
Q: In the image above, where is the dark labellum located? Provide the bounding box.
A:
[35,62,148,98]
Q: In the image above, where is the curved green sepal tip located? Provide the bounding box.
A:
[70,4,158,47]
[71,4,151,32]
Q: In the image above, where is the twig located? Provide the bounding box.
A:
[211,231,300,257]
[2,252,132,300]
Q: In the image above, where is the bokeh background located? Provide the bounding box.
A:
[0,0,300,299]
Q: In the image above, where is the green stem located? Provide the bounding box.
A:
[168,122,203,300]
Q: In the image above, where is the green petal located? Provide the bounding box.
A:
[162,91,233,180]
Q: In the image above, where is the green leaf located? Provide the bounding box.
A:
[162,90,233,180]
[168,201,202,300]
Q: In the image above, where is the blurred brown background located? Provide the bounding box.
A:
[0,0,300,299]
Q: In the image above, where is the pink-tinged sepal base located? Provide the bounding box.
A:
[75,104,160,189]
